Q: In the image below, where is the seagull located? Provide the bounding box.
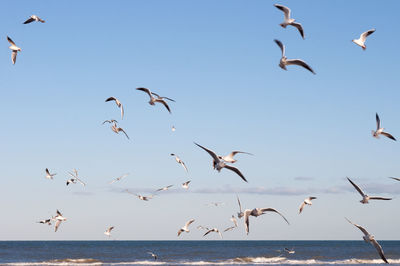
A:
[345,218,388,264]
[23,15,45,24]
[104,226,114,237]
[352,29,375,50]
[194,142,248,182]
[111,122,130,139]
[156,185,173,192]
[45,168,56,180]
[177,219,195,236]
[172,126,176,132]
[102,119,118,124]
[224,226,236,232]
[66,169,86,186]
[274,4,304,39]
[147,252,158,261]
[299,197,317,214]
[136,87,173,114]
[126,190,153,201]
[347,177,392,204]
[274,39,315,74]
[109,173,129,184]
[389,177,400,181]
[105,97,124,119]
[244,208,289,235]
[54,210,66,232]
[7,36,21,65]
[170,154,188,172]
[230,215,238,227]
[182,181,191,189]
[203,228,223,239]
[37,219,52,226]
[237,195,244,218]
[372,113,396,141]
[284,248,295,254]
[219,151,253,164]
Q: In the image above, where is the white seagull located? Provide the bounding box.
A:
[54,210,67,232]
[109,173,129,184]
[372,113,396,141]
[274,39,315,74]
[284,248,295,254]
[219,151,253,164]
[244,208,289,235]
[194,142,248,183]
[352,29,375,50]
[156,185,173,192]
[177,219,195,236]
[136,87,173,114]
[182,181,191,189]
[126,190,153,201]
[347,177,392,204]
[7,36,21,65]
[203,228,223,239]
[111,122,130,139]
[170,153,188,172]
[66,169,86,186]
[23,15,45,24]
[45,168,56,180]
[346,218,388,264]
[299,197,317,214]
[274,4,305,39]
[105,97,124,119]
[147,252,158,261]
[104,226,114,237]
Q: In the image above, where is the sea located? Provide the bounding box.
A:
[1,241,399,265]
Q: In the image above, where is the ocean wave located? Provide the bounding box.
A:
[6,258,103,266]
[229,256,400,264]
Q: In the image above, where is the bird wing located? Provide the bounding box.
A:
[7,36,16,46]
[389,177,400,181]
[376,113,381,130]
[54,220,62,232]
[299,201,306,214]
[290,22,304,39]
[136,87,153,99]
[274,39,285,57]
[177,229,183,236]
[231,215,238,227]
[23,17,35,24]
[180,161,188,172]
[150,92,160,98]
[118,128,130,139]
[45,168,51,176]
[381,132,396,141]
[237,195,242,213]
[155,99,171,113]
[120,104,124,119]
[347,177,366,197]
[369,196,392,201]
[185,219,195,228]
[345,218,370,237]
[203,229,213,236]
[286,59,315,74]
[56,210,62,216]
[194,142,220,162]
[244,210,251,235]
[224,165,248,182]
[230,151,254,157]
[274,4,291,21]
[108,226,114,232]
[371,239,389,264]
[260,208,290,225]
[11,51,17,65]
[360,29,375,43]
[162,96,175,102]
[105,97,116,102]
[76,178,86,186]
[224,226,235,232]
[38,17,45,23]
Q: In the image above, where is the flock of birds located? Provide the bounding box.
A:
[6,4,398,264]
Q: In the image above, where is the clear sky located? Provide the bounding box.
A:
[1,0,400,240]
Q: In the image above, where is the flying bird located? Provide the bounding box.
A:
[126,190,153,201]
[102,119,118,124]
[156,185,173,192]
[372,113,396,141]
[203,228,223,239]
[172,126,176,132]
[66,169,86,186]
[23,15,45,24]
[54,210,66,232]
[111,122,130,139]
[194,142,248,182]
[346,218,388,264]
[147,252,158,261]
[347,177,392,204]
[105,97,124,119]
[352,29,375,50]
[109,173,129,184]
[182,181,191,189]
[104,226,114,237]
[219,151,253,164]
[389,177,400,181]
[136,87,173,114]
[299,197,317,214]
[274,39,315,74]
[45,168,56,180]
[274,4,304,39]
[7,36,21,65]
[177,219,195,236]
[224,226,236,232]
[244,208,289,235]
[284,248,295,254]
[170,154,188,172]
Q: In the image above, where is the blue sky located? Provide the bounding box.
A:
[0,0,400,240]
